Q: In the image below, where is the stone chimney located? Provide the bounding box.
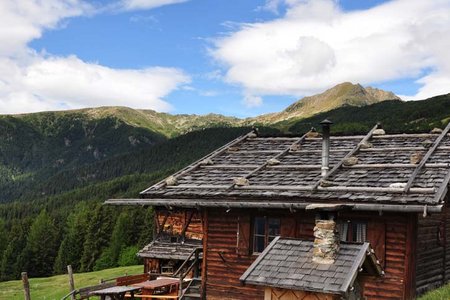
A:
[320,119,333,177]
[312,218,340,264]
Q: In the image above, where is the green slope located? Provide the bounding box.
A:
[0,265,143,300]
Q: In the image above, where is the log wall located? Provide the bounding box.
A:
[359,214,414,299]
[415,212,444,295]
[204,209,412,300]
[205,210,264,300]
[415,195,450,296]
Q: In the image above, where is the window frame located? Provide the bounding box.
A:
[252,216,281,254]
[338,219,368,243]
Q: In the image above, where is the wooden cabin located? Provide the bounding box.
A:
[107,121,450,299]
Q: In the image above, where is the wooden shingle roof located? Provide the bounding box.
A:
[240,237,383,295]
[107,123,450,212]
[138,237,202,261]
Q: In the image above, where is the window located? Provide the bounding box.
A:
[253,217,280,253]
[338,220,367,242]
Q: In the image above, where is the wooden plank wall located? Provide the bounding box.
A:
[265,287,338,300]
[205,210,264,300]
[156,209,203,239]
[361,215,411,299]
[204,209,412,300]
[445,198,450,282]
[415,212,445,295]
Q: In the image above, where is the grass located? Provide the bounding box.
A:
[1,264,449,300]
[0,265,143,300]
[419,283,450,300]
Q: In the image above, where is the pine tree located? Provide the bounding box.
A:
[0,219,6,259]
[21,210,58,277]
[80,205,116,272]
[54,202,91,274]
[0,220,29,281]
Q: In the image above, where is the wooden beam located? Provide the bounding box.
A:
[158,212,170,235]
[312,123,380,190]
[166,185,229,189]
[344,163,450,169]
[371,133,449,139]
[201,164,258,169]
[434,170,450,203]
[238,185,435,194]
[404,122,450,193]
[360,147,424,152]
[181,211,195,239]
[361,146,450,152]
[105,199,444,212]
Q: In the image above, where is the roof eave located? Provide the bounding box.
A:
[105,198,443,213]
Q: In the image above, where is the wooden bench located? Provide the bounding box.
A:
[116,273,150,286]
[77,282,115,299]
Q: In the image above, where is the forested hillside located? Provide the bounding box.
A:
[1,90,450,282]
[0,127,253,281]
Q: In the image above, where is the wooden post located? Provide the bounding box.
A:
[67,265,76,300]
[179,274,183,299]
[21,272,31,300]
[194,248,199,278]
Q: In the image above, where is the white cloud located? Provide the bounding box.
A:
[212,0,450,99]
[120,0,188,11]
[0,0,190,114]
[243,94,263,108]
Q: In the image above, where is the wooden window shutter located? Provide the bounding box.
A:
[367,219,386,266]
[280,217,296,238]
[236,215,251,256]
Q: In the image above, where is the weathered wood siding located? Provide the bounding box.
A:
[415,212,444,295]
[203,209,412,300]
[445,199,450,283]
[205,210,264,300]
[264,287,338,300]
[360,214,414,300]
[156,209,203,239]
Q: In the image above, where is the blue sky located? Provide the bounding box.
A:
[1,0,450,116]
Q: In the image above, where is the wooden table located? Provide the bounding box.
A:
[90,286,141,300]
[131,278,180,296]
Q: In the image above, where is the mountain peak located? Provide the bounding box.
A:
[284,82,399,114]
[252,82,400,124]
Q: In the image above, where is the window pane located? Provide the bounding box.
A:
[268,218,280,236]
[254,217,265,235]
[338,222,349,242]
[352,222,367,242]
[254,236,265,253]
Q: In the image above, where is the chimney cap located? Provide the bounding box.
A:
[320,119,333,125]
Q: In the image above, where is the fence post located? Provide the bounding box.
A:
[67,265,76,300]
[21,272,31,300]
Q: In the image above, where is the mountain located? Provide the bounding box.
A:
[79,106,239,137]
[250,82,400,125]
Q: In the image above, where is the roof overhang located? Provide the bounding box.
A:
[105,198,443,213]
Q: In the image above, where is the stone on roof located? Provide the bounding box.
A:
[240,237,383,295]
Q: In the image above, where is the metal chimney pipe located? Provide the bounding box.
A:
[320,119,333,177]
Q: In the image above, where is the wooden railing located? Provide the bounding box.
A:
[176,247,202,299]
